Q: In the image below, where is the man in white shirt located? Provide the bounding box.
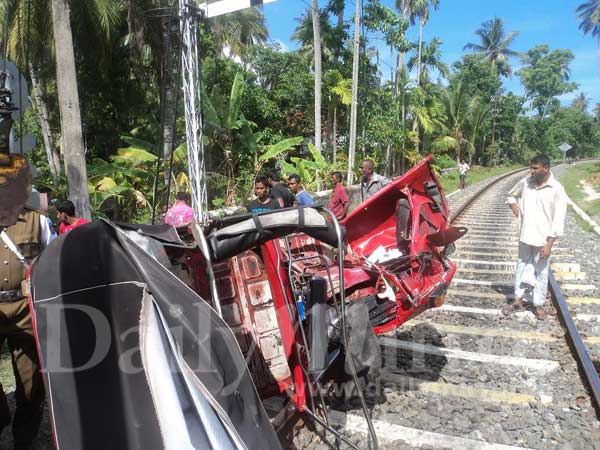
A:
[502,155,568,320]
[458,160,470,189]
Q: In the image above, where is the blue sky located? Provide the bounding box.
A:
[261,0,600,107]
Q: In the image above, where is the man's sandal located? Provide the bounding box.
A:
[501,300,525,316]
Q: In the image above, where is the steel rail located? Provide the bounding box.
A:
[450,160,600,415]
[449,166,528,222]
[548,272,600,413]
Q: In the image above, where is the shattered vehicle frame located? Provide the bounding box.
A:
[29,155,465,450]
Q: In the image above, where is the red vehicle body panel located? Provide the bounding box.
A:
[182,155,457,408]
[342,155,456,333]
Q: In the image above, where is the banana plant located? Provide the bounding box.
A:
[87,146,157,221]
[276,143,346,193]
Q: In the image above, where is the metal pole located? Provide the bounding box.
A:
[178,0,208,223]
[347,0,361,186]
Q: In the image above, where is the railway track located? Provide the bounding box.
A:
[317,167,600,450]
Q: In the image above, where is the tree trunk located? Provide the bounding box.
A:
[29,63,60,186]
[417,18,424,86]
[332,105,338,163]
[411,19,425,155]
[347,0,361,185]
[412,116,419,154]
[391,46,395,90]
[395,0,409,94]
[385,143,392,176]
[51,0,91,219]
[454,131,461,164]
[325,102,333,152]
[311,0,322,155]
[335,1,344,62]
[161,16,178,183]
[395,1,409,176]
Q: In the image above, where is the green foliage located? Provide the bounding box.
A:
[451,54,501,100]
[8,0,600,224]
[576,1,600,41]
[278,144,346,192]
[518,45,578,117]
[258,137,305,162]
[432,154,456,170]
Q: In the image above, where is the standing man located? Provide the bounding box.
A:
[359,159,389,202]
[56,200,90,234]
[288,174,314,206]
[0,207,55,449]
[328,171,350,220]
[165,192,195,227]
[248,175,280,213]
[267,170,294,208]
[458,160,470,189]
[502,155,568,320]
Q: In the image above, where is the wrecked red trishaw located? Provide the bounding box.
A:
[29,155,465,449]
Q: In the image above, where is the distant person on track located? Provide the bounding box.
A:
[502,155,568,320]
[359,159,389,201]
[458,160,470,189]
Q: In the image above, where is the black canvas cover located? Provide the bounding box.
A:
[116,221,189,246]
[208,207,344,261]
[30,220,282,450]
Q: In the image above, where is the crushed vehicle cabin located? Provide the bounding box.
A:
[30,155,466,449]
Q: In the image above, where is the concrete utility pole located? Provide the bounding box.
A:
[347,0,361,185]
[311,0,322,155]
[51,0,91,219]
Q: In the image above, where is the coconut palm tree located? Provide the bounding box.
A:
[3,0,122,187]
[409,0,439,86]
[407,0,439,154]
[463,17,520,77]
[327,0,346,61]
[324,70,351,163]
[291,8,335,65]
[572,92,590,112]
[576,0,600,42]
[394,0,412,89]
[433,82,481,163]
[407,37,448,83]
[210,7,268,60]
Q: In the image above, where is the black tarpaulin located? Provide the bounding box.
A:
[30,220,282,450]
[208,207,344,261]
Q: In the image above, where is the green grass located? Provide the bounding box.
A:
[0,349,14,391]
[438,164,522,194]
[560,161,600,223]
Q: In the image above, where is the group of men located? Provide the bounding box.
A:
[248,172,318,214]
[0,199,88,449]
[247,158,391,219]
